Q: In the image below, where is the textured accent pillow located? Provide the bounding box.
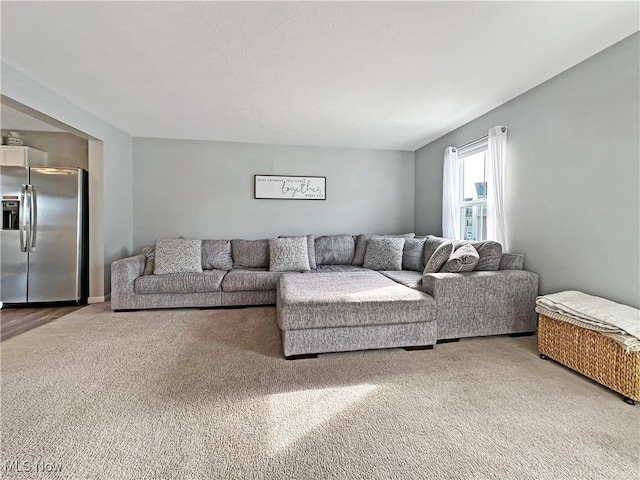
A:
[423,240,454,274]
[201,240,233,271]
[231,239,270,268]
[315,234,356,265]
[280,234,316,269]
[269,237,311,272]
[363,237,405,271]
[423,235,452,266]
[440,243,480,273]
[402,237,427,272]
[473,241,503,271]
[453,240,471,251]
[141,245,155,275]
[153,238,203,275]
[352,233,415,266]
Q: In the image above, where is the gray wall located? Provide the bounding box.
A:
[1,130,88,169]
[415,33,640,307]
[2,62,133,298]
[133,139,414,250]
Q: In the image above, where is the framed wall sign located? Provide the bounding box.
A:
[254,175,326,200]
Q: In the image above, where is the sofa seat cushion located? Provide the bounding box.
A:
[278,271,436,330]
[134,270,225,294]
[308,265,369,273]
[222,267,283,292]
[379,270,423,291]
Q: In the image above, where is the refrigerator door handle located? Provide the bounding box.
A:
[19,185,27,252]
[28,185,37,250]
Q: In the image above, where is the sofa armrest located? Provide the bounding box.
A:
[421,270,539,340]
[499,253,524,270]
[110,255,146,309]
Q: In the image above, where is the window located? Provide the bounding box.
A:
[458,139,488,241]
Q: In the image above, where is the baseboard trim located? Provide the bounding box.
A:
[88,295,110,304]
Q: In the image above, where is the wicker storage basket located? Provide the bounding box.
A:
[538,314,640,401]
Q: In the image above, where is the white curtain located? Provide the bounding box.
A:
[442,146,460,239]
[487,126,508,250]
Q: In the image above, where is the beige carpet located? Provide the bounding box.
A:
[1,304,638,479]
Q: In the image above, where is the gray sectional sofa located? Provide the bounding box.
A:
[111,234,539,358]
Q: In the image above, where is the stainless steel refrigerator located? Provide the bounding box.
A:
[1,155,88,306]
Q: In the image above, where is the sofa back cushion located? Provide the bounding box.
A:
[231,239,270,268]
[472,241,502,271]
[402,237,427,272]
[352,233,415,266]
[363,237,405,271]
[279,234,316,269]
[315,234,356,265]
[499,253,524,270]
[141,245,156,275]
[269,237,311,272]
[154,238,203,274]
[202,240,233,271]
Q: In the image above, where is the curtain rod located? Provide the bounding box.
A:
[454,127,507,152]
[455,135,487,152]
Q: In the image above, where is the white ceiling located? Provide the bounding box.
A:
[2,2,638,151]
[0,104,65,133]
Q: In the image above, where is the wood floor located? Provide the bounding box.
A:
[1,305,83,342]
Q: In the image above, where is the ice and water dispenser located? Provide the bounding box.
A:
[2,198,20,230]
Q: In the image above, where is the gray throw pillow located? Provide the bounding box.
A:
[154,238,203,275]
[423,240,454,274]
[363,237,405,271]
[315,234,356,265]
[231,239,270,268]
[352,233,415,266]
[201,240,233,271]
[269,237,311,272]
[402,237,427,272]
[440,243,480,273]
[473,241,503,271]
[280,234,316,269]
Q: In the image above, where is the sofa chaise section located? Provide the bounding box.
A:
[277,271,437,358]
